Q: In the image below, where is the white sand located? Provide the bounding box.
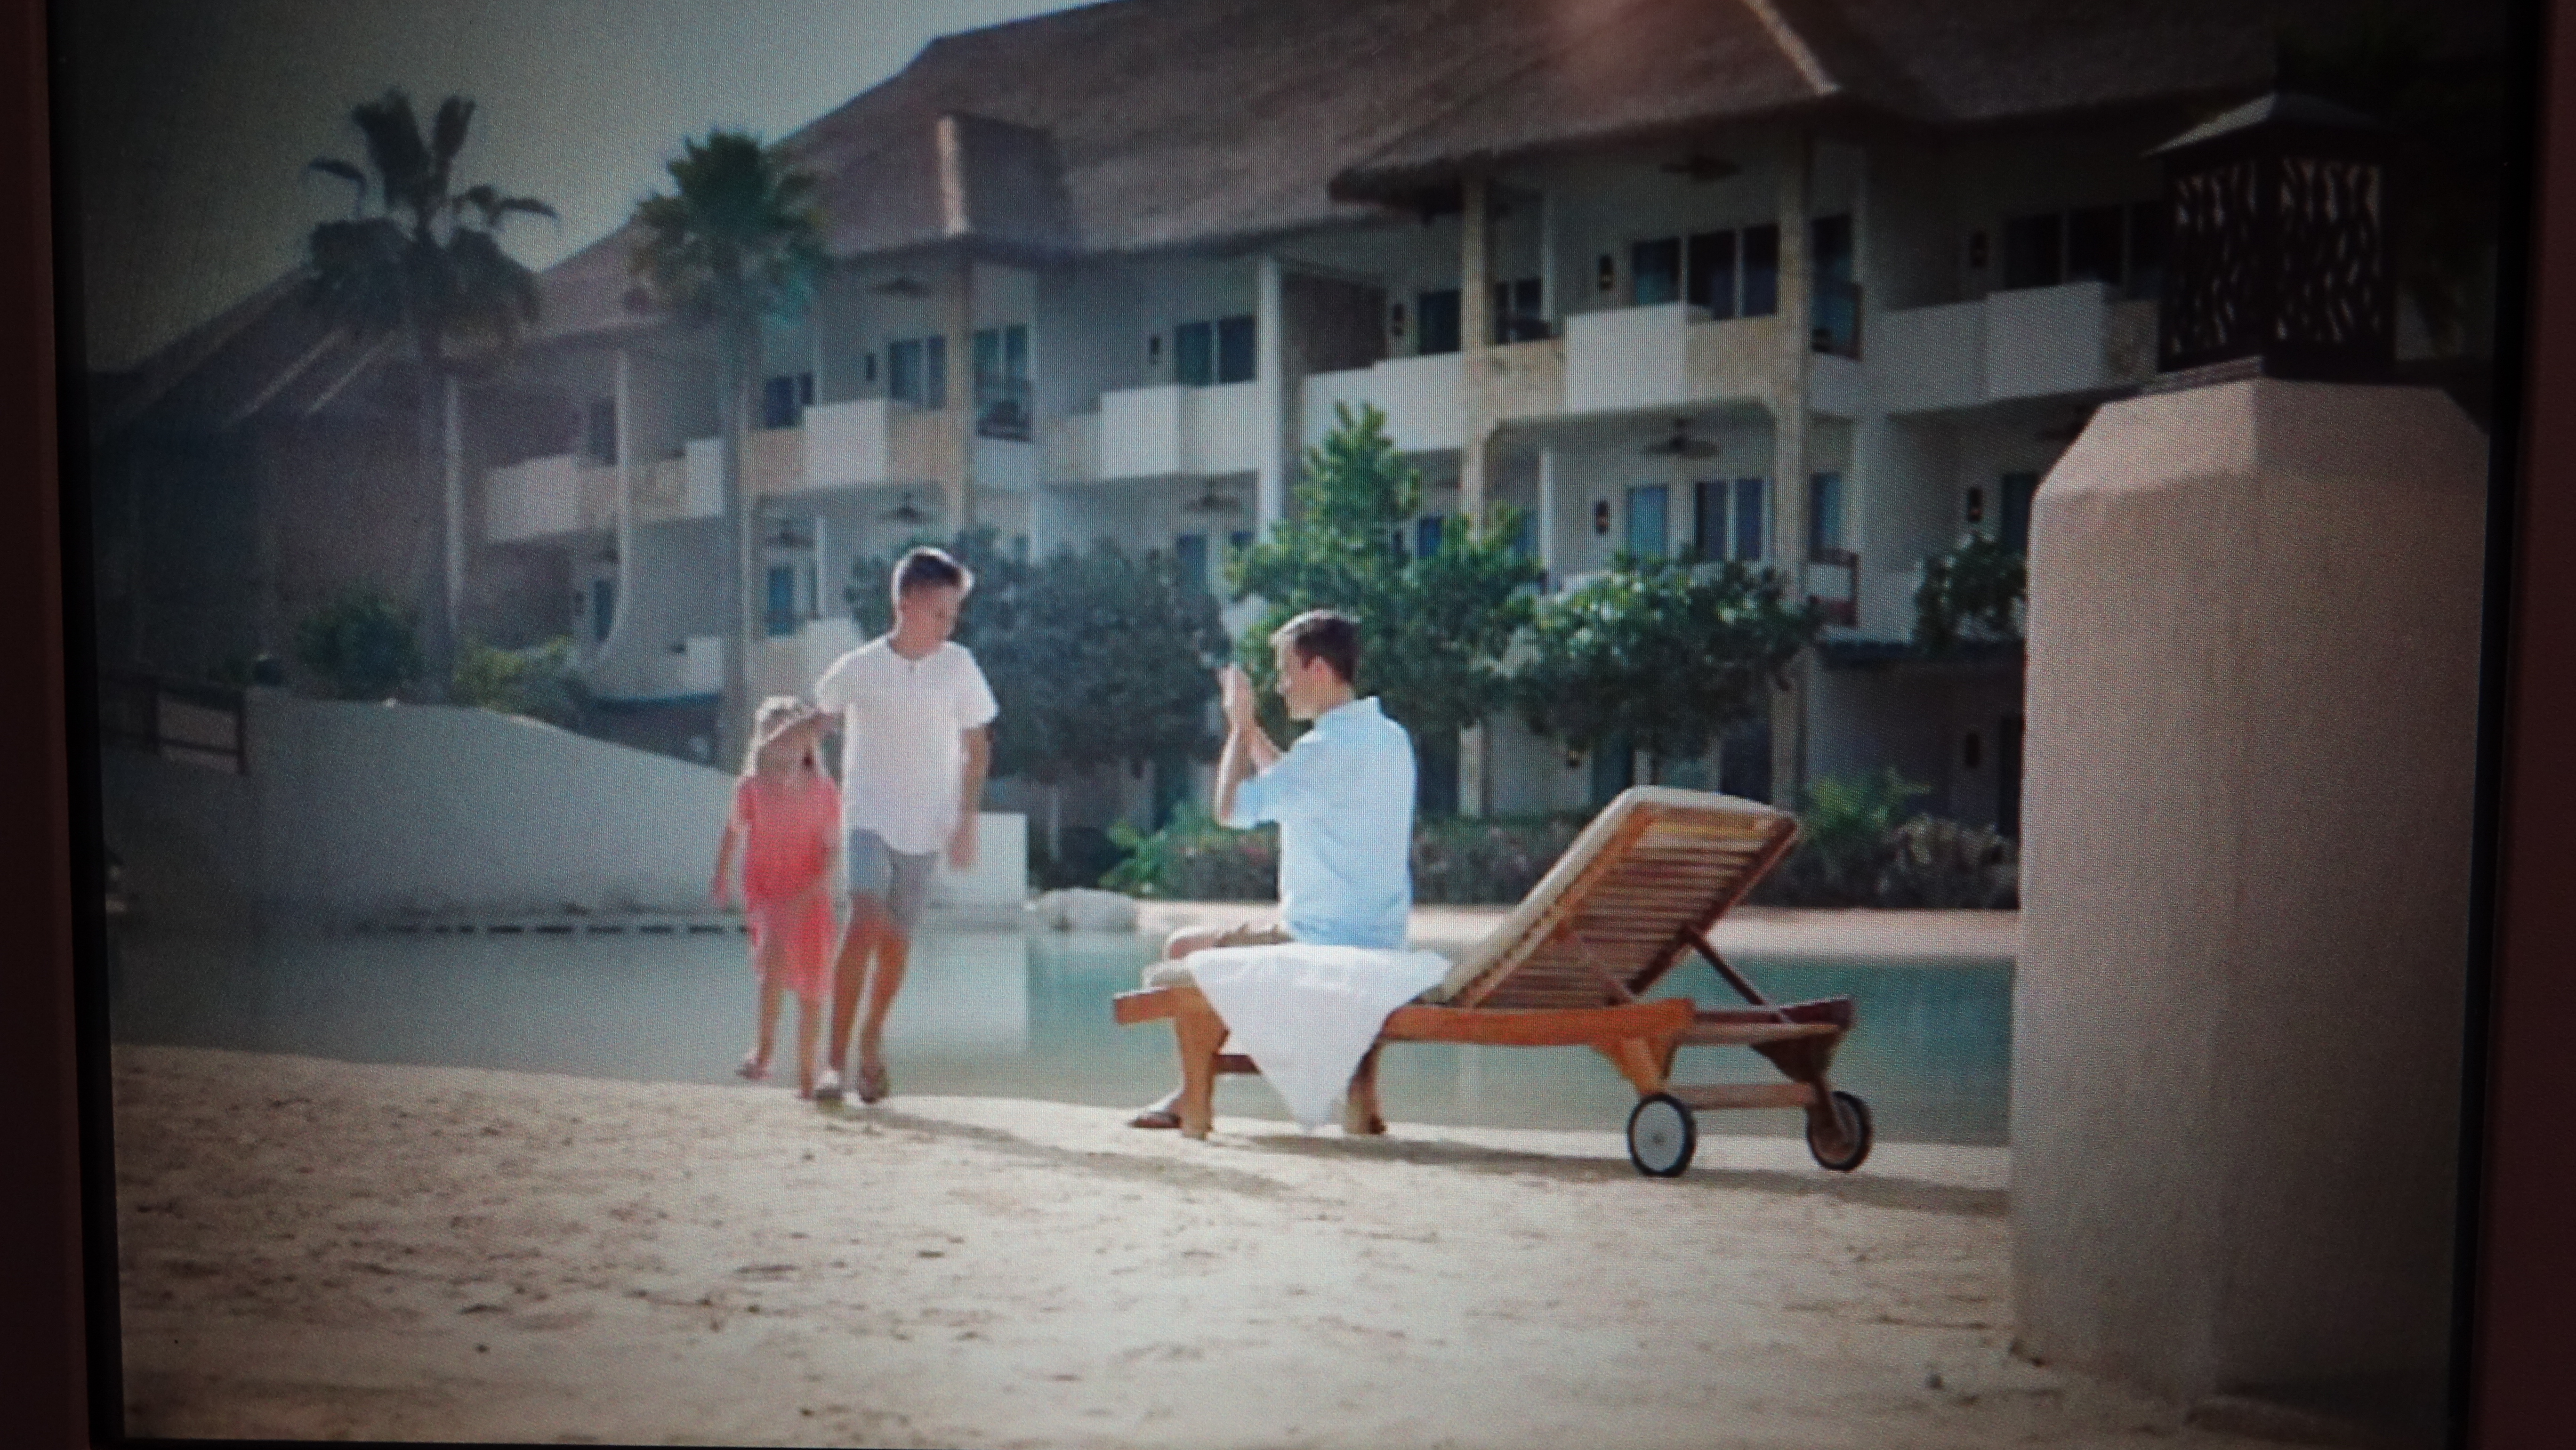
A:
[112,1043,2267,1449]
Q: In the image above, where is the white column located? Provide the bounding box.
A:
[1255,253,1288,532]
[1537,447,1559,581]
[602,349,636,665]
[1538,189,1559,327]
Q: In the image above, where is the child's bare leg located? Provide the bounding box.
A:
[854,927,911,1071]
[826,905,889,1081]
[792,994,822,1097]
[754,971,784,1067]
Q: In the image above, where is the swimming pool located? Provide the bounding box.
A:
[106,923,2012,1145]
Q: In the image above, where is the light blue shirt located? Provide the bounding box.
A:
[1225,696,1416,949]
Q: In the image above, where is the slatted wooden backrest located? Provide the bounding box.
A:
[1430,787,1800,1009]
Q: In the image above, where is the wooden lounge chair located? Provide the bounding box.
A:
[1112,786,1872,1176]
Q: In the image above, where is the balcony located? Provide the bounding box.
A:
[1869,281,2158,415]
[485,453,617,543]
[1564,303,1783,418]
[1100,380,1262,479]
[799,399,950,492]
[1300,353,1463,452]
[1478,338,1566,423]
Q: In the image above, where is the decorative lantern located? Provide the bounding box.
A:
[2150,92,2396,382]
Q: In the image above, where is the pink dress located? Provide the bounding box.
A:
[733,769,842,1003]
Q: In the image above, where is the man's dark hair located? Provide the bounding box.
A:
[893,545,974,597]
[1270,609,1360,685]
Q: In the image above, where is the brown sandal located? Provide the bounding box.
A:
[1127,1105,1183,1130]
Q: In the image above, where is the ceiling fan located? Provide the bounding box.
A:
[1661,153,1739,183]
[879,490,937,524]
[870,276,929,297]
[1641,419,1719,459]
[1180,482,1243,515]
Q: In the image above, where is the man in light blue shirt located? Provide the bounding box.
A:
[1128,608,1416,1130]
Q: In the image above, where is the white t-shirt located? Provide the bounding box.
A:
[812,638,999,855]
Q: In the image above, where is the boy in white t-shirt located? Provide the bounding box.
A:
[809,546,999,1104]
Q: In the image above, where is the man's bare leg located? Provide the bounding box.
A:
[1129,925,1232,1128]
[852,927,911,1102]
[820,905,890,1102]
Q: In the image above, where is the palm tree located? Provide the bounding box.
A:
[304,89,555,677]
[627,130,829,765]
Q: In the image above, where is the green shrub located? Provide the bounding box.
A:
[1410,814,1589,904]
[451,636,586,725]
[1877,815,2019,909]
[295,590,425,701]
[1101,803,1279,901]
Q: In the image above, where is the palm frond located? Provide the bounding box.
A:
[306,157,368,213]
[351,90,432,216]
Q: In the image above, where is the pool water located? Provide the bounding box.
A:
[107,924,2013,1145]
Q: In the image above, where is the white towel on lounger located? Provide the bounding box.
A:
[1178,942,1451,1129]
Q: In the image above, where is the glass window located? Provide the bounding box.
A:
[1686,231,1737,318]
[761,375,802,429]
[1513,508,1537,559]
[1741,225,1780,316]
[584,398,617,465]
[1732,476,1766,562]
[2003,213,2064,290]
[2127,200,2166,300]
[1415,289,1461,354]
[1174,533,1209,595]
[1416,515,1445,560]
[2000,471,2039,555]
[1625,484,1668,557]
[1630,238,1682,306]
[973,325,1031,439]
[923,336,946,410]
[1492,278,1546,342]
[2067,205,2125,285]
[1216,315,1256,383]
[1228,529,1253,553]
[1174,321,1214,386]
[590,578,615,644]
[1807,471,1845,558]
[888,339,920,404]
[765,564,799,637]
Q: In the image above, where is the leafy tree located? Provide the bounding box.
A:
[1517,552,1819,782]
[304,89,555,675]
[850,530,1228,855]
[628,130,829,769]
[451,635,585,725]
[295,589,426,701]
[1912,534,2027,654]
[1226,403,1542,789]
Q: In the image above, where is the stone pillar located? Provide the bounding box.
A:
[1459,172,1494,520]
[1256,254,1289,533]
[2015,379,2484,1446]
[1536,446,1558,580]
[443,375,466,655]
[604,348,636,659]
[944,252,976,529]
[1769,133,1815,806]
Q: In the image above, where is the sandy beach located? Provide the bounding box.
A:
[111,1040,2280,1450]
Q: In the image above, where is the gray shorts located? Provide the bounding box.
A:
[846,828,938,934]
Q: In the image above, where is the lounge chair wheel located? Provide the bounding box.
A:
[1806,1089,1873,1173]
[1626,1092,1697,1177]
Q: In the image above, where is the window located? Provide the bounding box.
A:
[765,564,799,637]
[1807,472,1846,559]
[1512,509,1537,559]
[2000,471,2039,555]
[2003,213,2065,290]
[973,324,1031,439]
[1741,224,1780,316]
[1490,277,1546,342]
[1228,529,1253,553]
[1686,232,1737,317]
[1630,238,1682,306]
[1625,485,1668,557]
[1174,320,1213,385]
[1811,214,1858,356]
[1175,534,1209,595]
[2001,203,2165,295]
[1416,515,1446,560]
[761,372,815,430]
[1216,315,1256,382]
[1690,482,1772,561]
[1415,289,1461,355]
[583,399,617,466]
[887,337,946,409]
[590,578,615,644]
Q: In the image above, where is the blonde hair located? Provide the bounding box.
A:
[741,696,822,777]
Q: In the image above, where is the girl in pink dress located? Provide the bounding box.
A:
[711,698,842,1097]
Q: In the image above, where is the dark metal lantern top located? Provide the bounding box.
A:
[2151,92,2397,382]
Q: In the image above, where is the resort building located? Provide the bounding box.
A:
[90,0,2499,833]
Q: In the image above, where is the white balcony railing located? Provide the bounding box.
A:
[1870,281,2158,414]
[1100,381,1261,479]
[485,453,618,543]
[803,398,944,491]
[1561,303,1782,417]
[1300,353,1463,452]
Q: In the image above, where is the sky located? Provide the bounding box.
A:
[63,0,1097,370]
